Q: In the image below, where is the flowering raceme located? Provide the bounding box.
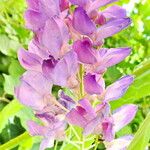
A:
[15,0,137,149]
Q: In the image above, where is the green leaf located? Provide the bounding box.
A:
[18,137,33,150]
[116,125,132,138]
[8,59,25,77]
[0,117,25,145]
[127,112,150,150]
[3,74,18,95]
[3,59,24,95]
[0,34,20,57]
[105,66,122,84]
[0,100,23,132]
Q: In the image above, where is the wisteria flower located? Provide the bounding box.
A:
[15,0,137,149]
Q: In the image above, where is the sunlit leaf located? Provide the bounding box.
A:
[127,112,150,150]
[0,100,23,132]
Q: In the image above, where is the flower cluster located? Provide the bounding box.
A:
[15,0,137,150]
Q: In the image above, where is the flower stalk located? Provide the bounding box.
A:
[79,64,85,99]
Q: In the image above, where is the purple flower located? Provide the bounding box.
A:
[27,111,66,150]
[104,135,133,150]
[42,51,78,87]
[67,99,137,141]
[113,104,138,132]
[94,18,131,44]
[59,91,76,110]
[73,7,96,35]
[18,48,43,72]
[66,99,112,138]
[16,0,136,148]
[84,74,133,97]
[73,38,131,73]
[73,38,98,64]
[15,71,52,110]
[18,46,78,87]
[84,73,105,95]
[72,5,131,46]
[101,5,127,19]
[38,17,69,58]
[25,0,60,31]
[66,99,97,129]
[69,0,88,7]
[104,75,134,101]
[59,0,69,12]
[87,0,119,14]
[102,117,114,141]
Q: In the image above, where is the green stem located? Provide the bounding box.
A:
[54,141,58,150]
[79,64,84,98]
[0,132,31,150]
[94,136,99,150]
[70,125,80,140]
[81,135,85,150]
[79,64,86,149]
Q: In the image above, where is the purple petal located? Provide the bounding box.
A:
[45,58,68,86]
[105,135,133,150]
[59,91,76,110]
[41,17,69,58]
[69,0,88,7]
[15,71,52,110]
[26,0,39,10]
[18,48,42,71]
[95,102,110,118]
[27,120,47,136]
[95,14,106,25]
[105,75,134,101]
[42,55,58,78]
[24,10,46,31]
[73,38,98,64]
[28,39,49,59]
[51,51,77,86]
[98,47,132,69]
[102,117,114,142]
[59,0,69,11]
[113,104,138,132]
[83,114,102,135]
[102,5,127,19]
[73,7,96,35]
[63,51,78,76]
[84,73,104,95]
[88,0,118,13]
[79,99,96,118]
[15,81,45,110]
[96,18,131,41]
[40,137,55,150]
[66,108,87,127]
[42,52,77,87]
[39,0,60,17]
[21,71,52,95]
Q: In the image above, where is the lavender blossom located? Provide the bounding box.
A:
[16,0,137,149]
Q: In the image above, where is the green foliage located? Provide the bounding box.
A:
[0,117,25,145]
[0,34,20,57]
[127,113,150,150]
[0,100,23,132]
[3,59,25,95]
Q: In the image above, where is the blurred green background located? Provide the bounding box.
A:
[0,0,149,149]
